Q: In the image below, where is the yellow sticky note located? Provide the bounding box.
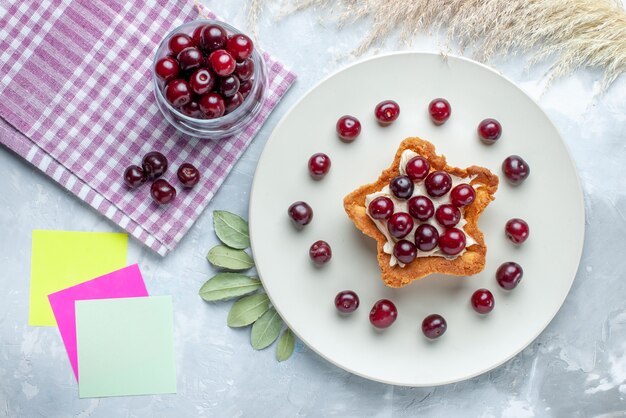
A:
[29,230,128,326]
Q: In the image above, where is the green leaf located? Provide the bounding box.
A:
[199,273,262,302]
[213,210,250,250]
[207,245,254,271]
[276,328,295,362]
[250,308,282,350]
[227,294,270,327]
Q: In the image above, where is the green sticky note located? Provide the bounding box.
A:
[29,230,127,326]
[76,296,177,398]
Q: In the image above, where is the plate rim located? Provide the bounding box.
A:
[248,51,586,387]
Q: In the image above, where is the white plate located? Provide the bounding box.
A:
[249,52,584,386]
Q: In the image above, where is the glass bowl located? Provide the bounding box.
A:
[152,20,267,139]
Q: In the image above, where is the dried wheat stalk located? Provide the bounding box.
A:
[248,0,626,91]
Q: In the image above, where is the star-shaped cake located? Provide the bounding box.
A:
[344,137,499,288]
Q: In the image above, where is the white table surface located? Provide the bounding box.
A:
[1,1,625,416]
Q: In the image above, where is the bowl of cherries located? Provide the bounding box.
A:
[153,20,267,139]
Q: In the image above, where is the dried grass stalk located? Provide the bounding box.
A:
[248,0,626,91]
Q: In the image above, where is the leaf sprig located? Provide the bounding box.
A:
[199,210,295,361]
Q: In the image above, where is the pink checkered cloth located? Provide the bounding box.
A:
[0,1,296,255]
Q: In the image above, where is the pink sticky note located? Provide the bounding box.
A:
[48,264,148,381]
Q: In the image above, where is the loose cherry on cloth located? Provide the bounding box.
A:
[142,151,168,180]
[151,179,177,205]
[123,165,146,188]
[177,163,200,188]
[0,2,297,256]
